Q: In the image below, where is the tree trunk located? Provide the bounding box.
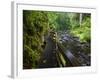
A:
[79,13,82,27]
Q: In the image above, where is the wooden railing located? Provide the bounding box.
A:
[56,42,82,67]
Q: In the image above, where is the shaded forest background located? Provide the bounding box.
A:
[23,10,91,69]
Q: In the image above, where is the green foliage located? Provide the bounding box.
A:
[23,45,40,69]
[47,12,71,31]
[23,10,91,69]
[23,10,49,69]
[68,13,80,29]
[55,13,71,31]
[71,14,91,42]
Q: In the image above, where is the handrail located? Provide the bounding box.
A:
[56,42,82,67]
